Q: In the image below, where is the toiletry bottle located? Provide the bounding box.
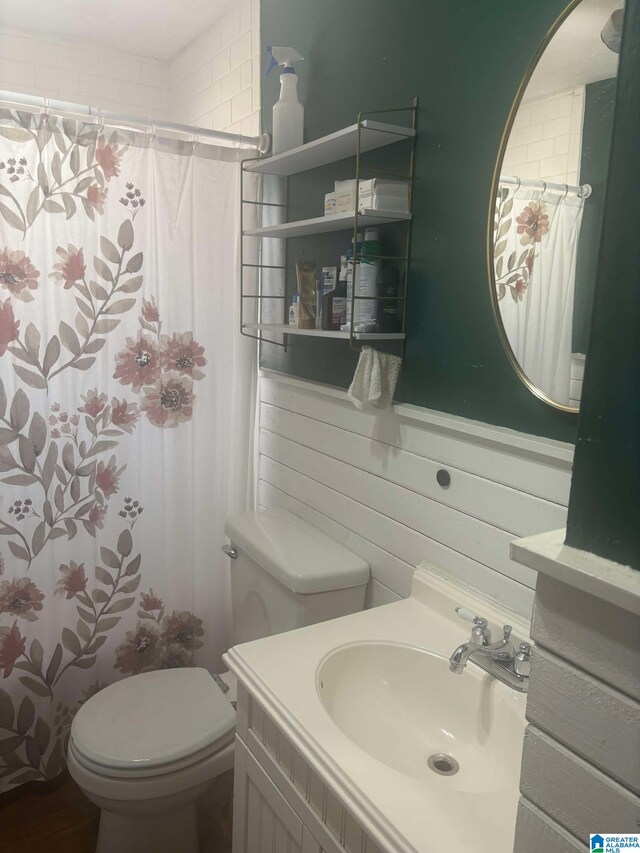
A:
[341,234,363,331]
[352,227,382,332]
[315,279,322,329]
[265,47,304,154]
[333,255,348,329]
[318,267,337,328]
[376,265,401,332]
[289,294,299,326]
[296,260,317,328]
[322,258,347,330]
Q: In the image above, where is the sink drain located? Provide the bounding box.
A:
[427,753,460,776]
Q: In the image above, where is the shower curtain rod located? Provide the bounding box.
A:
[0,89,271,154]
[500,174,592,199]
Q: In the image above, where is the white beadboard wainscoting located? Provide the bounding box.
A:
[257,371,574,618]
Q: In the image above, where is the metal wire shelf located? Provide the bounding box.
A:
[240,99,418,353]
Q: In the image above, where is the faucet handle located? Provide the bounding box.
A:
[514,642,532,677]
[455,607,491,645]
[455,606,485,626]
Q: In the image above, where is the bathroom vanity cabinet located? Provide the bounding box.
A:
[232,682,384,853]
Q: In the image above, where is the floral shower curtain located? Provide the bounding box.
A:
[493,187,584,404]
[0,109,255,791]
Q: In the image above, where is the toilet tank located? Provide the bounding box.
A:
[224,509,369,646]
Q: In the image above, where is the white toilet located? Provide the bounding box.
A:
[67,509,369,853]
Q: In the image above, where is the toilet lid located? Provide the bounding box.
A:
[71,668,235,771]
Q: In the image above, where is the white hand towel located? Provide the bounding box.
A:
[348,346,402,411]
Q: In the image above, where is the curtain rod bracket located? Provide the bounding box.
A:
[93,107,104,134]
[258,132,271,155]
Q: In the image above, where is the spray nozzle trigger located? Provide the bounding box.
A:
[265,49,279,78]
[265,45,304,77]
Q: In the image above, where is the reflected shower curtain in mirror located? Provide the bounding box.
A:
[0,111,256,791]
[493,188,584,404]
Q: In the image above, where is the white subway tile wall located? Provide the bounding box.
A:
[0,0,261,138]
[0,28,170,117]
[569,353,585,409]
[503,88,585,185]
[168,0,261,137]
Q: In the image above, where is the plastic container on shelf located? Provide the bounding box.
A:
[341,233,364,331]
[342,228,382,333]
[266,46,304,155]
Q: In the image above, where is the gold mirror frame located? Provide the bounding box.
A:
[487,0,586,414]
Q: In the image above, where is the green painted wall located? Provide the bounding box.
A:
[260,0,579,441]
[573,77,617,354]
[566,0,640,570]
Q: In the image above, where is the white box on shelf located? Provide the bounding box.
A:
[334,179,409,214]
[358,192,409,213]
[335,179,358,213]
[324,192,337,216]
[358,178,409,197]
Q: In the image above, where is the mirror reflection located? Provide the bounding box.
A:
[492,0,622,409]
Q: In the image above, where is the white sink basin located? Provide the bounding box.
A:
[317,640,525,792]
[228,566,531,852]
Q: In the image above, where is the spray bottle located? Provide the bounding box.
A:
[266,46,304,154]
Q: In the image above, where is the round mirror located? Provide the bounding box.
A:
[488,0,623,411]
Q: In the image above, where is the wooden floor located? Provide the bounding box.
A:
[0,771,233,853]
[0,772,99,853]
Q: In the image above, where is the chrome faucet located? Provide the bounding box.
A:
[448,607,530,693]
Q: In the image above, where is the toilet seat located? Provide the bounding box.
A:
[68,735,235,803]
[70,667,236,780]
[70,727,235,780]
